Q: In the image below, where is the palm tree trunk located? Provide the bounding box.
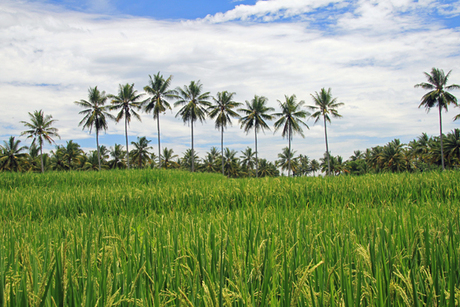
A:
[40,143,44,173]
[157,115,161,169]
[191,120,194,172]
[288,126,291,177]
[96,130,101,171]
[221,126,224,176]
[439,104,445,171]
[255,128,258,178]
[324,114,330,176]
[125,116,130,170]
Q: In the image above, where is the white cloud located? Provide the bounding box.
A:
[1,0,460,164]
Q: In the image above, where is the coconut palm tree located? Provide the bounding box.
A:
[20,110,60,173]
[174,80,211,172]
[239,95,274,177]
[276,147,298,176]
[273,95,309,177]
[444,129,460,167]
[240,147,256,177]
[201,147,220,173]
[208,91,241,176]
[108,144,126,169]
[0,136,29,172]
[130,136,152,169]
[415,68,460,171]
[308,88,344,176]
[109,83,146,170]
[223,148,241,178]
[74,86,114,171]
[310,159,320,176]
[61,140,84,169]
[143,73,175,169]
[161,148,179,169]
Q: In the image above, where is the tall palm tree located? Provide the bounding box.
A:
[130,136,152,168]
[308,88,344,176]
[0,136,29,172]
[239,95,274,177]
[20,110,60,173]
[208,91,242,176]
[415,68,460,170]
[143,73,175,169]
[74,86,114,171]
[274,94,309,177]
[174,80,211,172]
[109,83,146,170]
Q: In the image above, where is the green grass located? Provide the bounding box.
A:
[0,170,459,306]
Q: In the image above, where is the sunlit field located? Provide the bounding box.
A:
[1,170,459,306]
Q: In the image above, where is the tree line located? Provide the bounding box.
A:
[1,68,459,176]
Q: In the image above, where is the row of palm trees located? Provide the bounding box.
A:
[3,67,459,175]
[74,72,345,177]
[2,128,459,175]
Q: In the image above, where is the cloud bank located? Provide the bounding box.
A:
[1,0,460,164]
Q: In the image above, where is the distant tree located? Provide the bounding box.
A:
[143,72,175,169]
[21,110,60,173]
[258,158,279,177]
[174,80,211,172]
[161,148,179,169]
[239,95,274,177]
[181,149,200,171]
[201,147,220,173]
[208,91,241,176]
[74,86,114,170]
[61,140,84,169]
[415,68,459,170]
[444,129,460,167]
[276,147,298,175]
[0,136,28,172]
[308,88,344,176]
[108,144,126,169]
[130,136,152,168]
[310,159,320,176]
[273,95,309,177]
[223,148,240,178]
[240,147,256,177]
[109,83,146,170]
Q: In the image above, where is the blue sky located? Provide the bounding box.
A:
[1,0,460,165]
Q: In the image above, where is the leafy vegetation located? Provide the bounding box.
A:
[1,170,459,305]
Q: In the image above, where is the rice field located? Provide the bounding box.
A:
[1,170,459,306]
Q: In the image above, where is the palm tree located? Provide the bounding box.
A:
[174,80,211,172]
[201,147,220,173]
[130,136,152,168]
[0,136,29,172]
[240,147,256,177]
[20,110,60,173]
[276,147,298,176]
[274,95,309,177]
[444,129,460,167]
[239,95,274,177]
[415,68,460,171]
[61,140,84,169]
[161,148,179,169]
[108,144,126,169]
[308,88,344,176]
[143,73,175,169]
[208,91,242,176]
[109,83,146,170]
[74,86,114,171]
[223,148,241,178]
[310,159,320,176]
[181,149,200,171]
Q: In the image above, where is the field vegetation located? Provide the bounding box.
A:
[1,170,459,306]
